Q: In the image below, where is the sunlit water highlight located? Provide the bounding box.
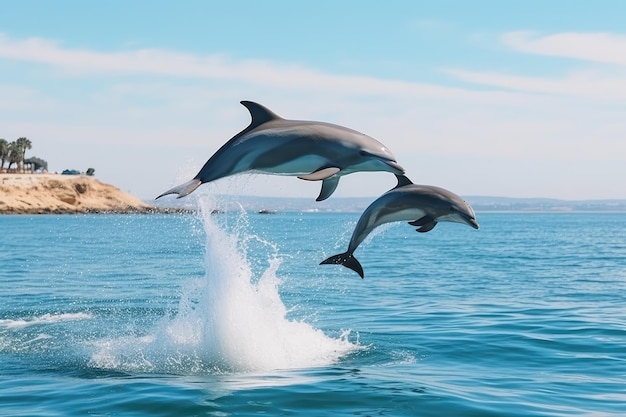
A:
[0,312,92,329]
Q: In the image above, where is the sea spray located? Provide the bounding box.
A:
[90,197,358,374]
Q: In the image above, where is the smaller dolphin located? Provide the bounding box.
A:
[320,175,479,278]
[156,101,404,201]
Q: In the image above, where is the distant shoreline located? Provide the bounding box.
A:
[5,173,625,215]
[151,193,626,214]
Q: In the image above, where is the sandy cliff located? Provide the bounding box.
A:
[0,174,155,214]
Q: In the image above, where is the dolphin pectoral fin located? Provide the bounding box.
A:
[408,215,434,227]
[416,221,437,233]
[155,179,202,199]
[298,167,341,181]
[297,167,341,201]
[315,177,340,201]
[408,216,437,232]
[298,167,341,201]
[320,252,364,279]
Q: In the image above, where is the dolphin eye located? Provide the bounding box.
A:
[359,150,369,157]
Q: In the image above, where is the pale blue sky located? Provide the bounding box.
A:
[1,1,625,200]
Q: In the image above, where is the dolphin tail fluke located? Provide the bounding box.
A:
[320,252,364,279]
[155,179,202,199]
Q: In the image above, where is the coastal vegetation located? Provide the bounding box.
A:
[0,137,48,173]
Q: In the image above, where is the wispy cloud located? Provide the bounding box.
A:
[0,33,520,103]
[443,31,626,100]
[445,68,626,100]
[502,31,626,66]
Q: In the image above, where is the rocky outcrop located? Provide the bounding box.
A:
[0,174,155,214]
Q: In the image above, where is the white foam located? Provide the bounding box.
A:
[0,313,92,329]
[90,197,358,374]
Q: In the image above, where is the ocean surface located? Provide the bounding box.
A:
[1,198,625,416]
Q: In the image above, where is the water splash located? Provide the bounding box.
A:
[90,197,358,374]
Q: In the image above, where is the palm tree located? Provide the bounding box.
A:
[15,137,32,173]
[0,139,8,171]
[7,141,21,172]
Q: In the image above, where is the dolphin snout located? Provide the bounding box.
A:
[383,160,405,174]
[461,212,479,229]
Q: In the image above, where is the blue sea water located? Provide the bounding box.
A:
[1,198,625,416]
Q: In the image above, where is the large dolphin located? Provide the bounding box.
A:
[321,175,479,278]
[156,101,405,201]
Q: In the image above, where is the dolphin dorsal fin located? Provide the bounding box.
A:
[240,101,282,128]
[394,174,413,189]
